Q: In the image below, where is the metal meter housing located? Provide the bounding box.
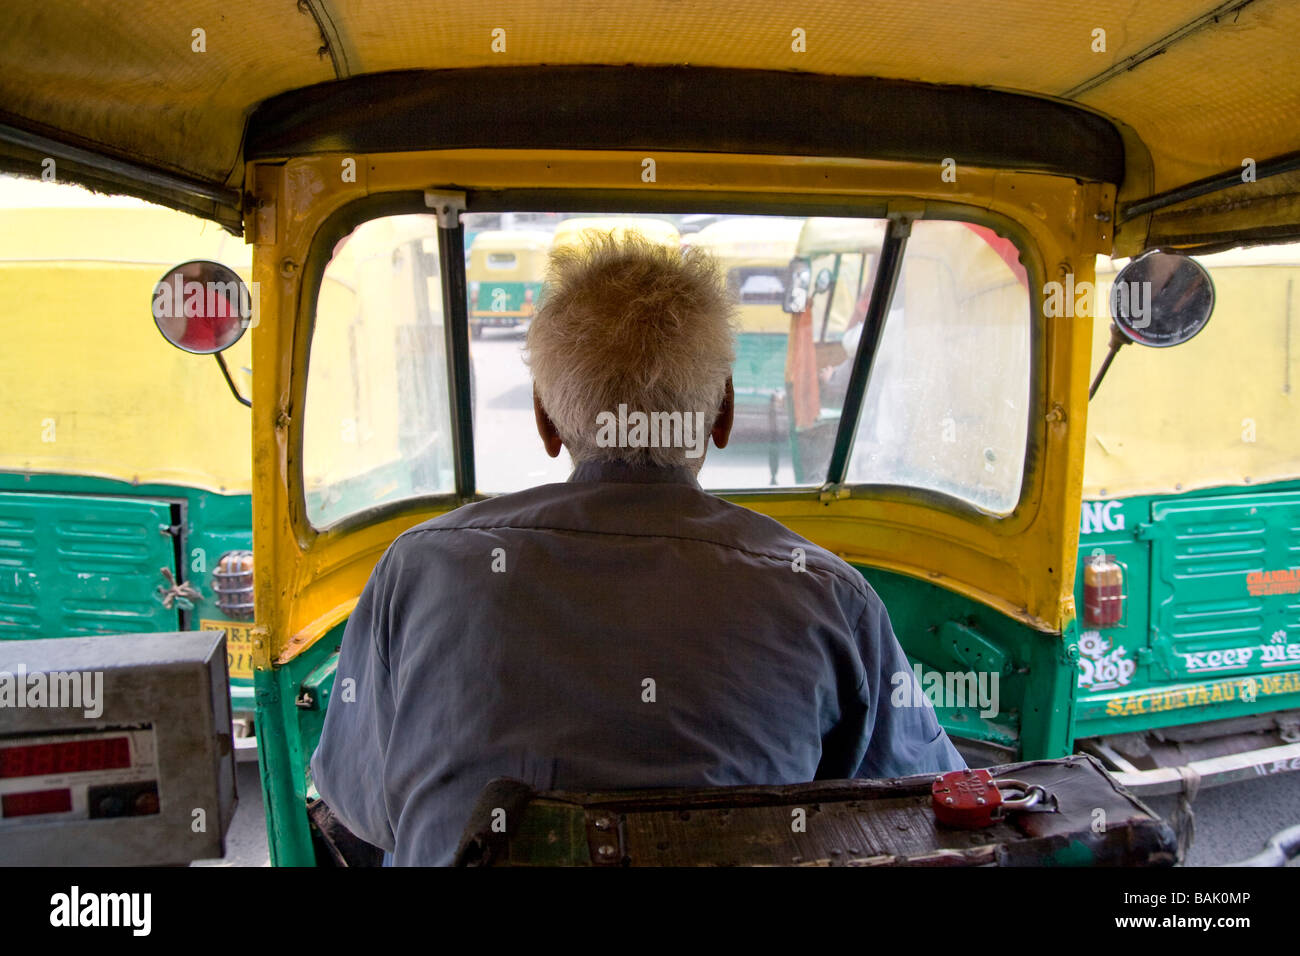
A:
[0,631,236,865]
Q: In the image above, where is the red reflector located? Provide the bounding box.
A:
[1083,555,1125,628]
[2,788,73,818]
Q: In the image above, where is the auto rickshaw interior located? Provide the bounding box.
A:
[4,2,1300,867]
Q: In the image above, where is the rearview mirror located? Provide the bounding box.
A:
[1109,250,1214,348]
[152,260,253,355]
[783,258,811,313]
[1090,251,1215,400]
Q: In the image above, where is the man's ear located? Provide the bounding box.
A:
[533,386,564,458]
[711,377,735,450]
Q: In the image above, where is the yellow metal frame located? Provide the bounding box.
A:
[245,149,1114,668]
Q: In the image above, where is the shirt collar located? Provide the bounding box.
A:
[568,459,702,488]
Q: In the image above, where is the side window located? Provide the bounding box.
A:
[845,220,1032,513]
[302,215,455,528]
[1085,244,1300,496]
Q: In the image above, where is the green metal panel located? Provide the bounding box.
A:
[257,623,343,866]
[1148,489,1300,680]
[860,567,1076,759]
[733,332,788,407]
[1073,480,1300,738]
[469,280,541,324]
[0,474,255,710]
[0,490,181,637]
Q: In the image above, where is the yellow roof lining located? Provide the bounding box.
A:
[1,1,1298,250]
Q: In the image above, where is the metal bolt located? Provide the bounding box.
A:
[596,844,618,859]
[593,816,612,831]
[976,797,986,805]
[945,797,955,805]
[280,258,299,278]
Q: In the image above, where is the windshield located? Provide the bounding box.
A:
[302,210,1034,528]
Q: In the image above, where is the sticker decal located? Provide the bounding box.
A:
[1179,631,1300,673]
[1080,500,1125,535]
[1103,671,1300,717]
[1077,630,1136,691]
[1247,567,1300,596]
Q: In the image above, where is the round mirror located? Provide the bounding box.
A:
[152,260,252,354]
[814,267,833,294]
[1109,251,1214,348]
[783,259,811,314]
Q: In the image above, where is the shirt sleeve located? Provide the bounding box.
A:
[853,591,968,779]
[309,551,397,851]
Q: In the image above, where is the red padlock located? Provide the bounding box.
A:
[931,769,1046,828]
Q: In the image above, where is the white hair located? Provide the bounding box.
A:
[525,231,737,469]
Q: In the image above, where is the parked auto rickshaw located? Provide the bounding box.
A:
[685,217,803,483]
[549,216,681,253]
[1072,246,1300,792]
[465,229,550,338]
[780,217,887,484]
[3,1,1300,868]
[0,178,259,740]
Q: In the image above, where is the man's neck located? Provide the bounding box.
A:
[569,459,702,488]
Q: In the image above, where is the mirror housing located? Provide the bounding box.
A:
[1089,251,1216,400]
[152,260,254,355]
[1109,250,1215,348]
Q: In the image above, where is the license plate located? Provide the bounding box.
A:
[200,619,256,680]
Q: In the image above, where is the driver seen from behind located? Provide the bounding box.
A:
[312,232,966,865]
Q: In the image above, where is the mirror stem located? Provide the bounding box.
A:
[215,353,252,407]
[1088,324,1130,400]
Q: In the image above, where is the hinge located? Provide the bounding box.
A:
[586,810,626,866]
[1133,521,1159,541]
[249,625,270,653]
[424,190,467,228]
[819,484,851,503]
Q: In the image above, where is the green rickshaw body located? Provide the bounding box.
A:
[465,229,551,336]
[0,181,258,722]
[1072,247,1300,744]
[685,217,803,426]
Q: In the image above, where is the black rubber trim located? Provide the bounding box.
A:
[825,218,911,485]
[437,222,476,498]
[246,66,1125,184]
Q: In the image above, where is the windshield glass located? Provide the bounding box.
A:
[845,220,1032,514]
[303,215,455,528]
[302,210,1033,527]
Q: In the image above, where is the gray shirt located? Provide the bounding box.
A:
[311,459,965,865]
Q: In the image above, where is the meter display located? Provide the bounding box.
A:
[0,727,158,826]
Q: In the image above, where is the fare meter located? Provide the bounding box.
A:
[0,631,236,865]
